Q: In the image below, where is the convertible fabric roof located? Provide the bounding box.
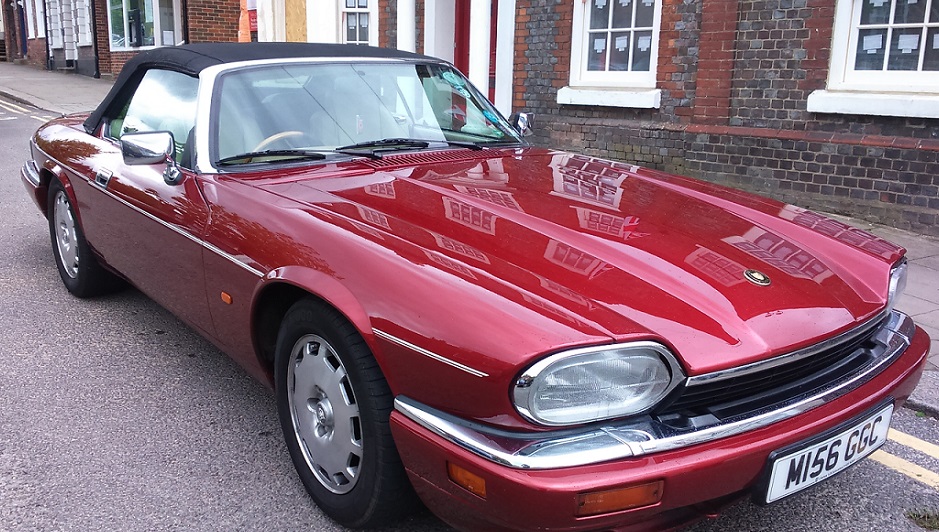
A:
[83,42,435,134]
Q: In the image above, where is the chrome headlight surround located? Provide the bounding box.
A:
[513,341,685,427]
[886,258,908,316]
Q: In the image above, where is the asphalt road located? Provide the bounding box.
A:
[1,96,937,532]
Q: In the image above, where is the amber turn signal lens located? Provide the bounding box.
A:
[447,462,487,498]
[220,292,233,305]
[575,480,664,517]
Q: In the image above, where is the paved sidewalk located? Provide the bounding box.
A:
[1,61,937,416]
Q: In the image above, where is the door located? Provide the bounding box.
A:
[77,68,216,336]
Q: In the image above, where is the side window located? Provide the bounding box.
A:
[108,69,199,166]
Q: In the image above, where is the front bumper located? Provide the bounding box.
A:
[21,158,47,213]
[390,313,930,531]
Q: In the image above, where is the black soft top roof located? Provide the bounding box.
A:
[83,42,436,134]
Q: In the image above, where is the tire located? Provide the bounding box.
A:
[47,178,120,297]
[274,298,418,528]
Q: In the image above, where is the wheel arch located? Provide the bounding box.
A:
[251,267,376,384]
[37,163,74,217]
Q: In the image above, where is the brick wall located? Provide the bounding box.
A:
[518,0,939,236]
[187,0,240,43]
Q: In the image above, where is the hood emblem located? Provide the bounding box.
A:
[744,269,771,286]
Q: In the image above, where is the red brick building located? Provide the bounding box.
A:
[508,0,939,236]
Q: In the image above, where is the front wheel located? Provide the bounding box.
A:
[47,179,120,297]
[274,298,417,528]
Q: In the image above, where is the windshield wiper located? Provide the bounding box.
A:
[216,149,328,166]
[337,138,430,151]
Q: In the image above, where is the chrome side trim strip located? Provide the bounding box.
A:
[686,310,888,386]
[93,185,264,278]
[394,311,916,470]
[373,329,489,378]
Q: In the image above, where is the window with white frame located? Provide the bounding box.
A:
[108,0,184,50]
[558,0,662,108]
[23,0,47,39]
[341,0,376,46]
[808,0,939,118]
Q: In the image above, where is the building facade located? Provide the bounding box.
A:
[2,0,244,74]
[517,0,939,236]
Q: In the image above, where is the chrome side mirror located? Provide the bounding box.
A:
[508,112,534,137]
[120,131,182,185]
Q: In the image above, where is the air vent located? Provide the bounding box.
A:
[362,149,507,169]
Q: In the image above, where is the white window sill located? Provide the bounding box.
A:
[807,90,939,119]
[557,86,661,109]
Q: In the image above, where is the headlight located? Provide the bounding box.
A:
[513,342,684,427]
[887,259,908,315]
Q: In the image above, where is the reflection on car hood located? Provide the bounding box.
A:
[256,147,904,374]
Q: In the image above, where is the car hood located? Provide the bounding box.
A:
[254,148,903,375]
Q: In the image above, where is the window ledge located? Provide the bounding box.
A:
[807,90,939,119]
[557,87,661,109]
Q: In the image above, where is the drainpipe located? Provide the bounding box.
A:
[89,0,99,76]
[42,0,50,69]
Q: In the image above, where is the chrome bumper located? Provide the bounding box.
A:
[394,310,916,470]
[22,159,41,187]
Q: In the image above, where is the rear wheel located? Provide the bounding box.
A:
[47,179,120,297]
[274,298,417,528]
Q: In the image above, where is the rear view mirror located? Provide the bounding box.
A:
[508,112,534,137]
[120,131,182,185]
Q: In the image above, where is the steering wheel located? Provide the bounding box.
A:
[253,131,306,152]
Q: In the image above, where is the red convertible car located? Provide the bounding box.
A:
[22,43,929,531]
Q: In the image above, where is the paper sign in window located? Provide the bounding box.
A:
[615,35,629,51]
[863,34,883,53]
[594,38,607,53]
[898,34,919,53]
[619,0,631,5]
[642,0,653,5]
[934,34,939,49]
[595,0,606,8]
[638,35,652,51]
[870,0,886,6]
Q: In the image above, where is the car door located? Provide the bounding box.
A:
[78,68,215,336]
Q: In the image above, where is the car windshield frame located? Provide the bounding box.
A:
[208,59,523,169]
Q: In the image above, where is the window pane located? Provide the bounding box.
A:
[357,0,367,7]
[887,28,921,70]
[359,12,369,40]
[631,30,653,71]
[110,0,126,47]
[587,33,608,70]
[589,0,610,30]
[347,14,357,42]
[611,0,632,28]
[345,0,354,7]
[894,0,926,23]
[860,0,891,25]
[609,31,630,70]
[855,28,887,70]
[931,0,939,22]
[158,0,175,45]
[926,28,939,69]
[635,0,655,27]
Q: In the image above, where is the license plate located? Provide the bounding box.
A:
[763,402,893,504]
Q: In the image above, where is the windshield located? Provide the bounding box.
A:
[213,61,522,163]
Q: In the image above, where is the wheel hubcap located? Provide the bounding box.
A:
[53,190,79,279]
[287,334,362,494]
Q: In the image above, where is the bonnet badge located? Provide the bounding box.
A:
[744,269,771,286]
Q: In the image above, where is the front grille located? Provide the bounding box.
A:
[655,314,888,425]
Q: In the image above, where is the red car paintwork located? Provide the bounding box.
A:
[24,108,929,530]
